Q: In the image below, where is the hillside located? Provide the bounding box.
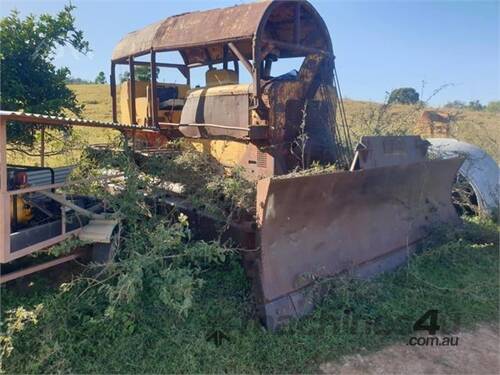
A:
[69,84,498,161]
[342,99,499,160]
[67,84,121,145]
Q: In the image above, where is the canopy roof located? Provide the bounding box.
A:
[111,0,332,65]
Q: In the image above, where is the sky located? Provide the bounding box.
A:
[1,0,498,106]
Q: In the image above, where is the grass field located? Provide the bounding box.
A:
[7,84,498,166]
[70,84,498,159]
[1,84,499,373]
[343,99,499,160]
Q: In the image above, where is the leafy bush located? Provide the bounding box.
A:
[137,146,256,222]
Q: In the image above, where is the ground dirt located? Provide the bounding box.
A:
[320,324,500,375]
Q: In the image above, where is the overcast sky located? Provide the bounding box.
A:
[1,0,498,106]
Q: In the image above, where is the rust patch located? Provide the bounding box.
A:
[255,157,463,303]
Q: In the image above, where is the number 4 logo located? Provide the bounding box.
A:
[413,309,440,335]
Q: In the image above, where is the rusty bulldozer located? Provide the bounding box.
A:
[0,1,462,329]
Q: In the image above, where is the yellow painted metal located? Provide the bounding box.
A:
[10,195,33,224]
[187,83,252,98]
[186,139,248,166]
[206,69,239,87]
[119,81,149,125]
[119,81,190,125]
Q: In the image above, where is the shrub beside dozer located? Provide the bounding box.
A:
[0,0,463,328]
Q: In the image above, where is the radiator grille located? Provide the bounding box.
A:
[257,150,267,168]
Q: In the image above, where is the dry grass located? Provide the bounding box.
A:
[71,84,498,160]
[343,99,499,160]
[65,84,121,146]
[8,84,499,166]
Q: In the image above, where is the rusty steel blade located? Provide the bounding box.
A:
[254,158,463,327]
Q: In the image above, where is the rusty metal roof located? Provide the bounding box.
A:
[0,111,155,130]
[112,1,272,62]
[111,1,332,64]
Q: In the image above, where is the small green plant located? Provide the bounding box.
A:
[291,102,310,171]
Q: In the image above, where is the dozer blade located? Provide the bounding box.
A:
[254,157,463,329]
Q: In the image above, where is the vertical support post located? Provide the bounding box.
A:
[263,59,272,78]
[61,193,66,235]
[128,56,137,125]
[40,126,45,167]
[150,50,158,127]
[294,2,301,44]
[110,61,117,123]
[251,36,261,108]
[223,45,228,70]
[0,117,11,261]
[233,60,239,82]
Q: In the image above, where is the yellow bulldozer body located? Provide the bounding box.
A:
[0,0,464,327]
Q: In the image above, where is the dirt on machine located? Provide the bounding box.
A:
[0,0,463,329]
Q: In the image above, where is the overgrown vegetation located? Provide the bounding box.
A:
[2,84,498,373]
[57,143,255,319]
[1,215,498,373]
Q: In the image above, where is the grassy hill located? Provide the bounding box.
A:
[70,84,498,160]
[342,98,499,160]
[66,84,121,145]
[9,84,498,166]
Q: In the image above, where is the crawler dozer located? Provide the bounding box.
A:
[108,0,462,328]
[0,0,462,328]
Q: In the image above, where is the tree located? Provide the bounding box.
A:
[445,100,485,111]
[444,100,466,109]
[120,66,160,83]
[467,100,484,111]
[66,77,92,84]
[486,101,500,113]
[387,87,420,105]
[94,71,106,84]
[0,5,90,146]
